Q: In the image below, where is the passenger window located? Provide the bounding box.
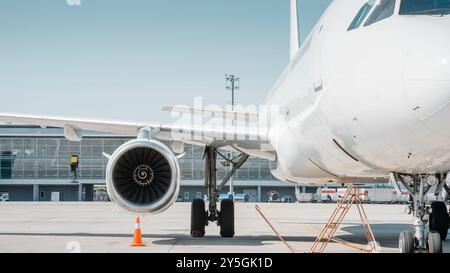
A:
[348,0,376,31]
[364,0,396,26]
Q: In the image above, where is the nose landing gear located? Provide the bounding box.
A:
[393,173,449,253]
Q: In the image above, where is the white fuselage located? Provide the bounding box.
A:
[266,0,450,183]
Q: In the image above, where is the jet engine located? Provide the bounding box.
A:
[106,139,180,214]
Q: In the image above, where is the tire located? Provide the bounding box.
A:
[399,231,415,253]
[191,199,206,238]
[219,199,235,238]
[429,201,449,240]
[428,232,443,253]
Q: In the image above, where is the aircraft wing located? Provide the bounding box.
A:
[0,112,275,161]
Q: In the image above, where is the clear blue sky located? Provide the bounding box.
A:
[0,0,332,122]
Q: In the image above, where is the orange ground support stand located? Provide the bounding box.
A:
[309,186,380,253]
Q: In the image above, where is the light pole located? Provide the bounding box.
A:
[225,74,240,197]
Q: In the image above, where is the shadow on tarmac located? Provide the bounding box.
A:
[0,223,417,248]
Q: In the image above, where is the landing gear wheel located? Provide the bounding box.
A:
[429,201,449,240]
[191,199,207,238]
[399,231,415,253]
[219,199,235,238]
[427,232,443,253]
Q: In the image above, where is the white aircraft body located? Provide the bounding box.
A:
[269,0,450,184]
[0,0,449,253]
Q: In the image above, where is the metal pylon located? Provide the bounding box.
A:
[309,186,380,253]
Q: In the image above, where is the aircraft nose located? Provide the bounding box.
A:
[404,39,450,138]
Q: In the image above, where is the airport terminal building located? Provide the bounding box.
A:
[0,125,314,202]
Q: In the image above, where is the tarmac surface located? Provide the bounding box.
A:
[0,202,449,253]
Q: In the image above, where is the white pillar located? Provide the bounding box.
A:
[33,184,39,201]
[257,185,262,203]
[78,184,83,201]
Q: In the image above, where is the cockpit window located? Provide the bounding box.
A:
[364,0,396,26]
[348,1,376,31]
[400,0,450,15]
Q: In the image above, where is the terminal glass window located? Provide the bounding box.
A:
[0,129,277,181]
[348,0,376,31]
[400,0,450,15]
[364,0,397,26]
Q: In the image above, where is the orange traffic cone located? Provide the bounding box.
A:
[130,216,146,247]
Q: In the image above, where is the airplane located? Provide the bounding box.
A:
[0,0,449,253]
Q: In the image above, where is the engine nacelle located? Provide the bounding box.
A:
[106,139,180,214]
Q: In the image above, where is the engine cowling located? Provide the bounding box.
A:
[106,139,180,214]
